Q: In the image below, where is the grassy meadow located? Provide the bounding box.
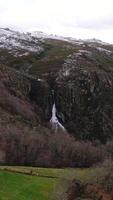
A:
[0,166,92,200]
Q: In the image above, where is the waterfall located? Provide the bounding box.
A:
[50,103,66,132]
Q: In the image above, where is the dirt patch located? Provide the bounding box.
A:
[85,185,113,200]
[67,180,113,200]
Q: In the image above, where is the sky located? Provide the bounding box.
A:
[0,0,113,43]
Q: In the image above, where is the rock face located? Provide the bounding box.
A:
[29,46,113,142]
[28,52,113,142]
[29,79,53,121]
[54,52,113,142]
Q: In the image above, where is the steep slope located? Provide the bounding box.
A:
[0,28,113,142]
[0,28,45,72]
[54,50,113,142]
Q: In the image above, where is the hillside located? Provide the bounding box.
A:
[0,28,113,148]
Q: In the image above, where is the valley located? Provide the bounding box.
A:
[1,28,113,141]
[0,28,113,199]
[0,166,112,200]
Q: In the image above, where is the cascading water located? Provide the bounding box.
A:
[50,102,66,132]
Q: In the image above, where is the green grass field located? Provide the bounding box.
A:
[0,166,92,200]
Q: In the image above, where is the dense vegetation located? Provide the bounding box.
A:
[0,125,107,167]
[55,159,113,200]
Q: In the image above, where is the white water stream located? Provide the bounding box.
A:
[50,103,66,132]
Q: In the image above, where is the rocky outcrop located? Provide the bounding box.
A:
[54,52,113,142]
[29,79,53,121]
[25,47,113,142]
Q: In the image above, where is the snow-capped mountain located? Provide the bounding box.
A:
[30,30,70,41]
[0,28,43,56]
[0,27,113,75]
[0,27,111,57]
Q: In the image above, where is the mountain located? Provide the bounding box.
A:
[0,28,113,143]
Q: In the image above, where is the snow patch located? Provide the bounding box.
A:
[62,69,70,76]
[37,78,45,82]
[15,52,30,57]
[31,31,69,42]
[0,28,43,55]
[96,47,112,54]
[79,49,91,54]
[84,38,109,45]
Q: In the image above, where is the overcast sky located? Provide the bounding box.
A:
[0,0,113,43]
